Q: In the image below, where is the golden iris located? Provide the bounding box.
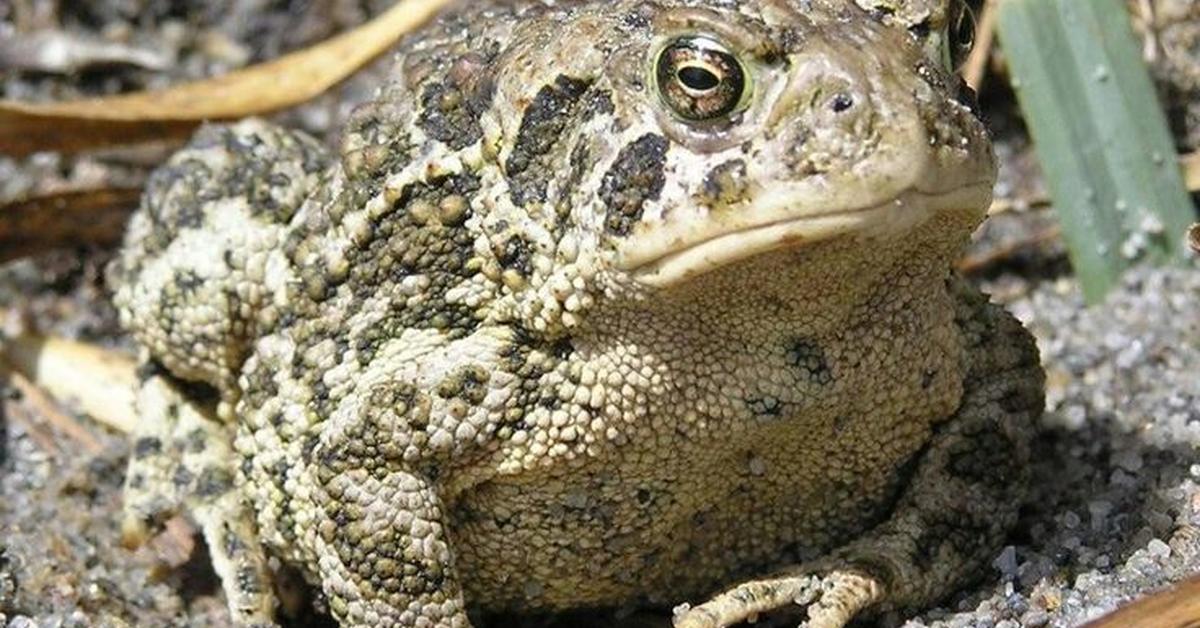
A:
[655,36,749,122]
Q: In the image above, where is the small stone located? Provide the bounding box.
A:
[1110,469,1137,487]
[1021,609,1051,627]
[1087,500,1113,520]
[1063,405,1088,430]
[993,546,1019,580]
[1147,538,1172,559]
[1113,450,1144,473]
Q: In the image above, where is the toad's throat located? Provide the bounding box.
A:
[624,185,992,288]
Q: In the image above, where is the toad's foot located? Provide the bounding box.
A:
[675,285,1044,628]
[673,571,882,628]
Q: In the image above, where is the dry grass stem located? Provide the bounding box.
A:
[6,369,105,453]
[2,396,62,455]
[958,225,1063,274]
[964,0,999,90]
[3,334,137,434]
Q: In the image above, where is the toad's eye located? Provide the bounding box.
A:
[655,36,750,122]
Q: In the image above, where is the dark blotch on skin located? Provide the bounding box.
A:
[437,365,491,405]
[138,157,209,258]
[601,134,670,236]
[699,159,749,208]
[747,396,784,418]
[908,19,932,39]
[217,125,328,222]
[507,75,592,206]
[417,50,498,150]
[172,465,194,489]
[185,428,209,453]
[583,90,615,118]
[195,467,236,497]
[786,338,833,385]
[237,565,263,595]
[133,437,163,459]
[496,234,535,275]
[174,270,204,295]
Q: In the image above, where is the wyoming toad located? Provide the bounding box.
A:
[108,0,1045,626]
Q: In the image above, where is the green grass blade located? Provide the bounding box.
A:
[997,0,1196,303]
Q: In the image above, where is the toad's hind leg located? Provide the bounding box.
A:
[308,466,471,627]
[675,285,1045,628]
[122,372,276,626]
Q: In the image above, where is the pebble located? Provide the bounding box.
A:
[1113,450,1144,473]
[1147,539,1172,559]
[994,546,1019,580]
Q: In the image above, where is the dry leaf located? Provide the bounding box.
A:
[0,187,140,262]
[0,0,455,157]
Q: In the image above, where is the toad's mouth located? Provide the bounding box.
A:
[622,183,993,288]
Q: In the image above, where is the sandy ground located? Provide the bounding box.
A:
[2,1,1199,626]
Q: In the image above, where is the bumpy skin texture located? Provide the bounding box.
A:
[109,1,1045,626]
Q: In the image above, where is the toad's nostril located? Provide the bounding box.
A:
[831,93,855,113]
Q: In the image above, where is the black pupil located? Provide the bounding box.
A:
[678,66,720,91]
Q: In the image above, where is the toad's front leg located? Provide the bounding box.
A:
[309,445,471,627]
[675,287,1044,628]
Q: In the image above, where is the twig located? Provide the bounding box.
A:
[0,187,141,263]
[2,334,137,434]
[3,396,62,456]
[1131,0,1159,63]
[957,225,1063,274]
[1183,151,1200,192]
[7,370,105,453]
[964,0,999,91]
[988,194,1052,217]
